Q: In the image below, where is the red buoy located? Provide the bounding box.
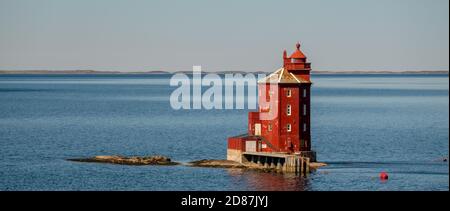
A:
[380,172,389,180]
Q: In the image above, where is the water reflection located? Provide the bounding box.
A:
[227,169,310,191]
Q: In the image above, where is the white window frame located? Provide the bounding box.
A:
[255,123,262,136]
[287,124,292,132]
[287,104,292,116]
[287,89,291,97]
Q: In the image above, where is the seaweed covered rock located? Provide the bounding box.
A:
[188,159,246,168]
[68,155,178,166]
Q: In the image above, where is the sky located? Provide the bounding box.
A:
[0,0,448,72]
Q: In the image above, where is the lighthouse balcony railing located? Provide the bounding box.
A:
[284,63,311,70]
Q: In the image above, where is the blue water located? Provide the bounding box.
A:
[0,73,448,191]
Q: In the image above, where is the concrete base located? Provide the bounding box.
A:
[242,152,311,173]
[227,149,317,174]
[227,149,243,163]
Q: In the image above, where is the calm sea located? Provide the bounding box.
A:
[0,73,448,191]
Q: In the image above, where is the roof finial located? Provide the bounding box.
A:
[296,42,301,50]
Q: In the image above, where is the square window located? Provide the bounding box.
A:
[287,89,292,97]
[287,124,292,132]
[287,104,291,116]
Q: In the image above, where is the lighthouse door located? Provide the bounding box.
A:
[255,124,261,136]
[245,141,257,152]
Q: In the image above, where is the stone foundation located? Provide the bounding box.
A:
[227,149,243,163]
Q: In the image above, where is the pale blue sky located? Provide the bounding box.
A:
[0,0,448,72]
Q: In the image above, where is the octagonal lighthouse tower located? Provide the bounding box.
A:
[227,43,316,168]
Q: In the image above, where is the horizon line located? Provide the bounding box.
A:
[0,69,449,74]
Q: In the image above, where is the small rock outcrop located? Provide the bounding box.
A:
[309,162,328,170]
[68,155,178,166]
[188,159,246,168]
[68,156,327,174]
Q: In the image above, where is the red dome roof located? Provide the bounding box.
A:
[290,42,306,59]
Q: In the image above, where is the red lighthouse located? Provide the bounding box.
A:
[227,43,316,164]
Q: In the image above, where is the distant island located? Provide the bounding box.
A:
[0,70,448,75]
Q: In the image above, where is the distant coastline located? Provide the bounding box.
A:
[0,70,448,75]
